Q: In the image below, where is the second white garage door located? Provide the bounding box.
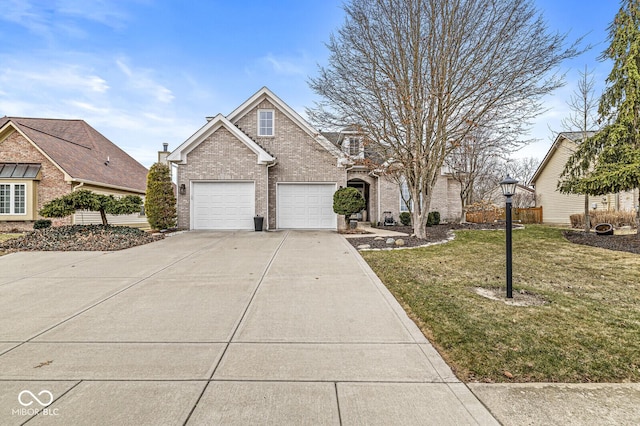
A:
[277,183,336,229]
[192,181,255,230]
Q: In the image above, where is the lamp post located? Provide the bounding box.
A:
[500,175,518,299]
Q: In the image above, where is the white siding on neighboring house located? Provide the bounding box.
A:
[533,137,584,224]
[532,133,639,225]
[72,185,148,227]
[74,210,148,227]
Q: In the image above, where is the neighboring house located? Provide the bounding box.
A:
[531,131,638,224]
[485,183,537,208]
[168,87,461,230]
[0,117,149,231]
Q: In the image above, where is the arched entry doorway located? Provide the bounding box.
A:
[347,178,369,221]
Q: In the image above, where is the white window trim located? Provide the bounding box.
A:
[257,109,275,137]
[0,182,26,215]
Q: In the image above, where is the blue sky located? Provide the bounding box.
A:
[0,0,621,167]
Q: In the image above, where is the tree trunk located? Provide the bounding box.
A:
[584,195,590,232]
[412,191,433,239]
[99,209,108,226]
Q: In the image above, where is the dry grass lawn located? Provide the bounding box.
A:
[361,225,640,383]
[0,233,21,243]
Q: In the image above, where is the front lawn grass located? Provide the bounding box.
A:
[361,225,640,383]
[0,233,21,243]
[0,233,22,256]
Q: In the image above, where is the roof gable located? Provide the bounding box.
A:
[530,131,596,185]
[166,114,275,164]
[0,117,148,192]
[227,87,343,158]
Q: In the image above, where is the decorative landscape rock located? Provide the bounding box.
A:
[374,236,385,241]
[357,244,371,250]
[395,239,405,246]
[386,238,395,245]
[0,225,163,252]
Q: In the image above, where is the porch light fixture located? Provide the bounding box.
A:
[179,184,186,195]
[499,175,518,299]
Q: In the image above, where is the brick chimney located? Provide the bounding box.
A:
[158,143,170,164]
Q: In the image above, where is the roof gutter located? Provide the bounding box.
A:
[68,178,146,195]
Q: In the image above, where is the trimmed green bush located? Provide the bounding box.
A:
[33,219,52,229]
[427,211,441,227]
[399,212,411,226]
[333,187,366,223]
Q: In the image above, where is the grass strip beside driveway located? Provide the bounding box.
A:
[0,234,21,243]
[361,225,640,383]
[0,233,21,256]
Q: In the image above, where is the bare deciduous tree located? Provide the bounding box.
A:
[445,130,502,222]
[560,66,599,231]
[308,0,582,238]
[506,157,541,186]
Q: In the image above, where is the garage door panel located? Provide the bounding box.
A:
[192,182,255,230]
[277,184,336,229]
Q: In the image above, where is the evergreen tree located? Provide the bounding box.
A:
[145,163,177,230]
[559,1,640,233]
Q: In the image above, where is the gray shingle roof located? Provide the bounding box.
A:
[0,117,148,192]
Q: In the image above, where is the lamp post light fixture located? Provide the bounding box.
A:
[499,175,518,299]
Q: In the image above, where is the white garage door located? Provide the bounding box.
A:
[277,183,336,229]
[192,182,255,230]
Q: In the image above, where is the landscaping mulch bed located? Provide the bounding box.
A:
[349,222,511,250]
[0,225,163,253]
[563,230,640,255]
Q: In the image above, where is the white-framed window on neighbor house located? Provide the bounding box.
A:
[0,183,26,215]
[258,109,274,136]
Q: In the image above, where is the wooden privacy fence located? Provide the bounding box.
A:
[466,206,543,224]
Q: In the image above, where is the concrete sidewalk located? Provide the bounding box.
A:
[0,230,496,425]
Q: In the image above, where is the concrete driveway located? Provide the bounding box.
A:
[0,231,497,425]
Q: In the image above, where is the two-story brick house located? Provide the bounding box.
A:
[167,87,461,230]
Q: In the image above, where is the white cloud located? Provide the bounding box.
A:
[256,52,312,76]
[56,0,131,30]
[66,100,110,115]
[2,0,50,35]
[264,54,306,75]
[0,66,109,94]
[0,0,133,36]
[116,59,175,104]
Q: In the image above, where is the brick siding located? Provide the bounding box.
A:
[175,127,268,229]
[0,131,73,231]
[234,100,347,229]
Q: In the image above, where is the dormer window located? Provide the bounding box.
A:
[258,109,274,136]
[348,137,361,156]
